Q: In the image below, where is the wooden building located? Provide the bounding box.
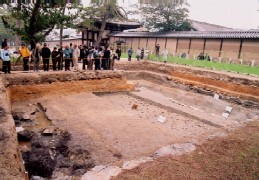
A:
[81,20,142,46]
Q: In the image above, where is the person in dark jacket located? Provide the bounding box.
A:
[115,48,121,61]
[51,47,58,71]
[79,45,84,63]
[57,47,63,71]
[41,43,51,71]
[82,45,88,70]
[102,47,110,70]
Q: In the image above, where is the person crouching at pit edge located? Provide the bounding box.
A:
[19,43,31,71]
[1,44,11,74]
[63,45,72,71]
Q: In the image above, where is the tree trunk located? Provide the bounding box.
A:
[60,5,66,47]
[29,0,41,49]
[94,14,109,47]
[15,0,21,47]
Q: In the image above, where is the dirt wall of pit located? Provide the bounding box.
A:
[6,71,134,102]
[0,77,25,179]
[115,61,259,106]
[0,71,134,179]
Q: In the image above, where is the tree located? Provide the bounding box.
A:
[79,0,127,46]
[1,0,80,49]
[139,2,192,32]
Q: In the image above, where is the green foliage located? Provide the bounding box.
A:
[1,2,81,48]
[79,0,127,45]
[140,2,192,31]
[80,0,126,29]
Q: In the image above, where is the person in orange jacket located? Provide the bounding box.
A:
[19,43,31,71]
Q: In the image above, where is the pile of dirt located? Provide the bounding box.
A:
[113,121,259,179]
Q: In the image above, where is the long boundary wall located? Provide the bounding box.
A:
[110,36,259,66]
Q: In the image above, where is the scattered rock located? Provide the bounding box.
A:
[17,130,35,141]
[42,128,54,136]
[166,76,172,81]
[16,126,25,133]
[21,114,31,121]
[154,143,196,157]
[81,165,121,180]
[131,104,138,110]
[122,157,153,170]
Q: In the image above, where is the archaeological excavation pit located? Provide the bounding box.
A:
[0,61,258,179]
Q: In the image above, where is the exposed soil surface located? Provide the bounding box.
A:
[171,71,259,102]
[113,120,259,180]
[3,62,259,179]
[9,78,134,102]
[116,61,259,102]
[10,78,258,179]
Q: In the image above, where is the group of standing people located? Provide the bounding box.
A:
[21,43,122,72]
[128,44,168,63]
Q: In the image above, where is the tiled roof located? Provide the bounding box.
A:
[191,20,233,31]
[110,31,259,39]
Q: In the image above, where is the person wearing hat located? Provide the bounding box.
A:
[41,43,51,71]
[19,43,31,71]
[1,44,11,74]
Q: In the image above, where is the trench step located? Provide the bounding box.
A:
[128,89,232,128]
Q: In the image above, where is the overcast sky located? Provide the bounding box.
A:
[188,0,259,30]
[82,0,259,30]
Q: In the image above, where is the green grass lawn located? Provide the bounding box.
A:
[121,53,259,76]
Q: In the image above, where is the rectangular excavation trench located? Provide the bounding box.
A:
[2,69,259,179]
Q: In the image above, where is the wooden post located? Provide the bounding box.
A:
[146,38,149,48]
[238,39,243,59]
[219,39,224,57]
[203,38,207,53]
[175,38,179,53]
[188,38,192,54]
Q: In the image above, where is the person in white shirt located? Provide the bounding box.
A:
[144,48,149,60]
[1,44,11,74]
[136,48,141,61]
[162,49,168,63]
[72,44,80,71]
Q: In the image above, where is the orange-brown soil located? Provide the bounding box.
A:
[171,71,259,102]
[9,78,134,102]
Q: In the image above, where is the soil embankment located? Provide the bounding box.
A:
[116,61,259,105]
